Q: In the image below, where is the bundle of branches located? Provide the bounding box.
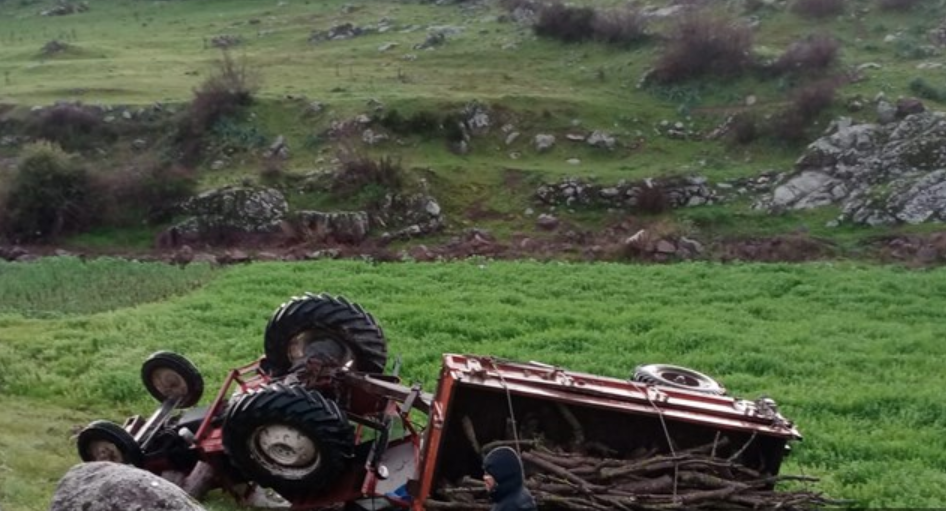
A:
[426,414,847,511]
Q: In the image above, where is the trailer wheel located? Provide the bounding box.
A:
[77,420,143,466]
[222,383,354,497]
[141,351,204,408]
[632,364,726,395]
[264,293,387,376]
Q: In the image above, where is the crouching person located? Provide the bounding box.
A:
[483,446,537,511]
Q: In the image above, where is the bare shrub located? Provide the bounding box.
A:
[332,146,405,199]
[771,79,839,143]
[259,159,285,183]
[99,163,197,224]
[592,8,649,47]
[534,2,596,43]
[791,0,845,19]
[774,34,841,75]
[27,104,114,151]
[792,78,838,119]
[652,15,754,84]
[877,0,920,11]
[636,183,669,214]
[2,142,98,240]
[730,113,761,145]
[177,51,261,165]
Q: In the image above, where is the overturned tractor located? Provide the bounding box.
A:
[77,293,834,510]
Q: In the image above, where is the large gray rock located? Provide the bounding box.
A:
[760,111,946,225]
[50,462,205,511]
[175,186,288,237]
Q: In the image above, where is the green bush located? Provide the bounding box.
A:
[2,142,98,241]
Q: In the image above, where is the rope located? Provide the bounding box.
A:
[496,369,522,455]
[644,387,679,500]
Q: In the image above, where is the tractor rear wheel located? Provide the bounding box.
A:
[222,383,354,498]
[632,364,726,395]
[263,293,387,376]
[77,420,143,466]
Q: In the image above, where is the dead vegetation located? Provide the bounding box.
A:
[176,51,260,165]
[651,15,754,84]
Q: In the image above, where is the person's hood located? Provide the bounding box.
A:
[483,446,525,502]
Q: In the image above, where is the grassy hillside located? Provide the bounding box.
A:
[3,0,946,250]
[1,257,946,508]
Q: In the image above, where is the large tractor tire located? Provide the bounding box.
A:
[264,293,387,376]
[222,383,355,498]
[632,364,727,395]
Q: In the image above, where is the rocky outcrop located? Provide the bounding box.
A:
[536,176,717,210]
[294,211,370,243]
[376,193,445,241]
[172,186,288,240]
[50,462,205,511]
[759,110,946,225]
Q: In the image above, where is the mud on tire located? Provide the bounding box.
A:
[264,293,387,376]
[222,383,355,498]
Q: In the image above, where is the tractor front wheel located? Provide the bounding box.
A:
[77,420,143,466]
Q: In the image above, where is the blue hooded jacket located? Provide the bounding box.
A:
[483,447,537,511]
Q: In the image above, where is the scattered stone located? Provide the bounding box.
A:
[41,39,70,55]
[566,158,581,165]
[586,130,616,150]
[305,101,325,116]
[415,31,446,50]
[655,239,677,254]
[305,249,341,260]
[505,132,520,146]
[877,100,897,124]
[533,134,556,153]
[310,23,369,43]
[210,34,242,49]
[265,135,289,159]
[362,129,388,146]
[536,214,559,230]
[131,138,147,151]
[565,134,585,142]
[211,160,226,171]
[378,42,398,52]
[40,0,88,16]
[50,463,205,511]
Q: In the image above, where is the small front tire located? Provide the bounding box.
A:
[141,351,204,408]
[77,420,143,466]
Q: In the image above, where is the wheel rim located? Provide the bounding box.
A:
[249,424,321,478]
[287,330,356,368]
[657,369,704,388]
[150,367,190,400]
[87,440,124,463]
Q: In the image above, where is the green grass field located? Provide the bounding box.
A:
[0,257,945,509]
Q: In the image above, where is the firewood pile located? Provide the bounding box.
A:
[425,410,847,511]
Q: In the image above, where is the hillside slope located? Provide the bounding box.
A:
[2,0,946,260]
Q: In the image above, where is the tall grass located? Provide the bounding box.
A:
[1,259,946,509]
[0,257,217,317]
